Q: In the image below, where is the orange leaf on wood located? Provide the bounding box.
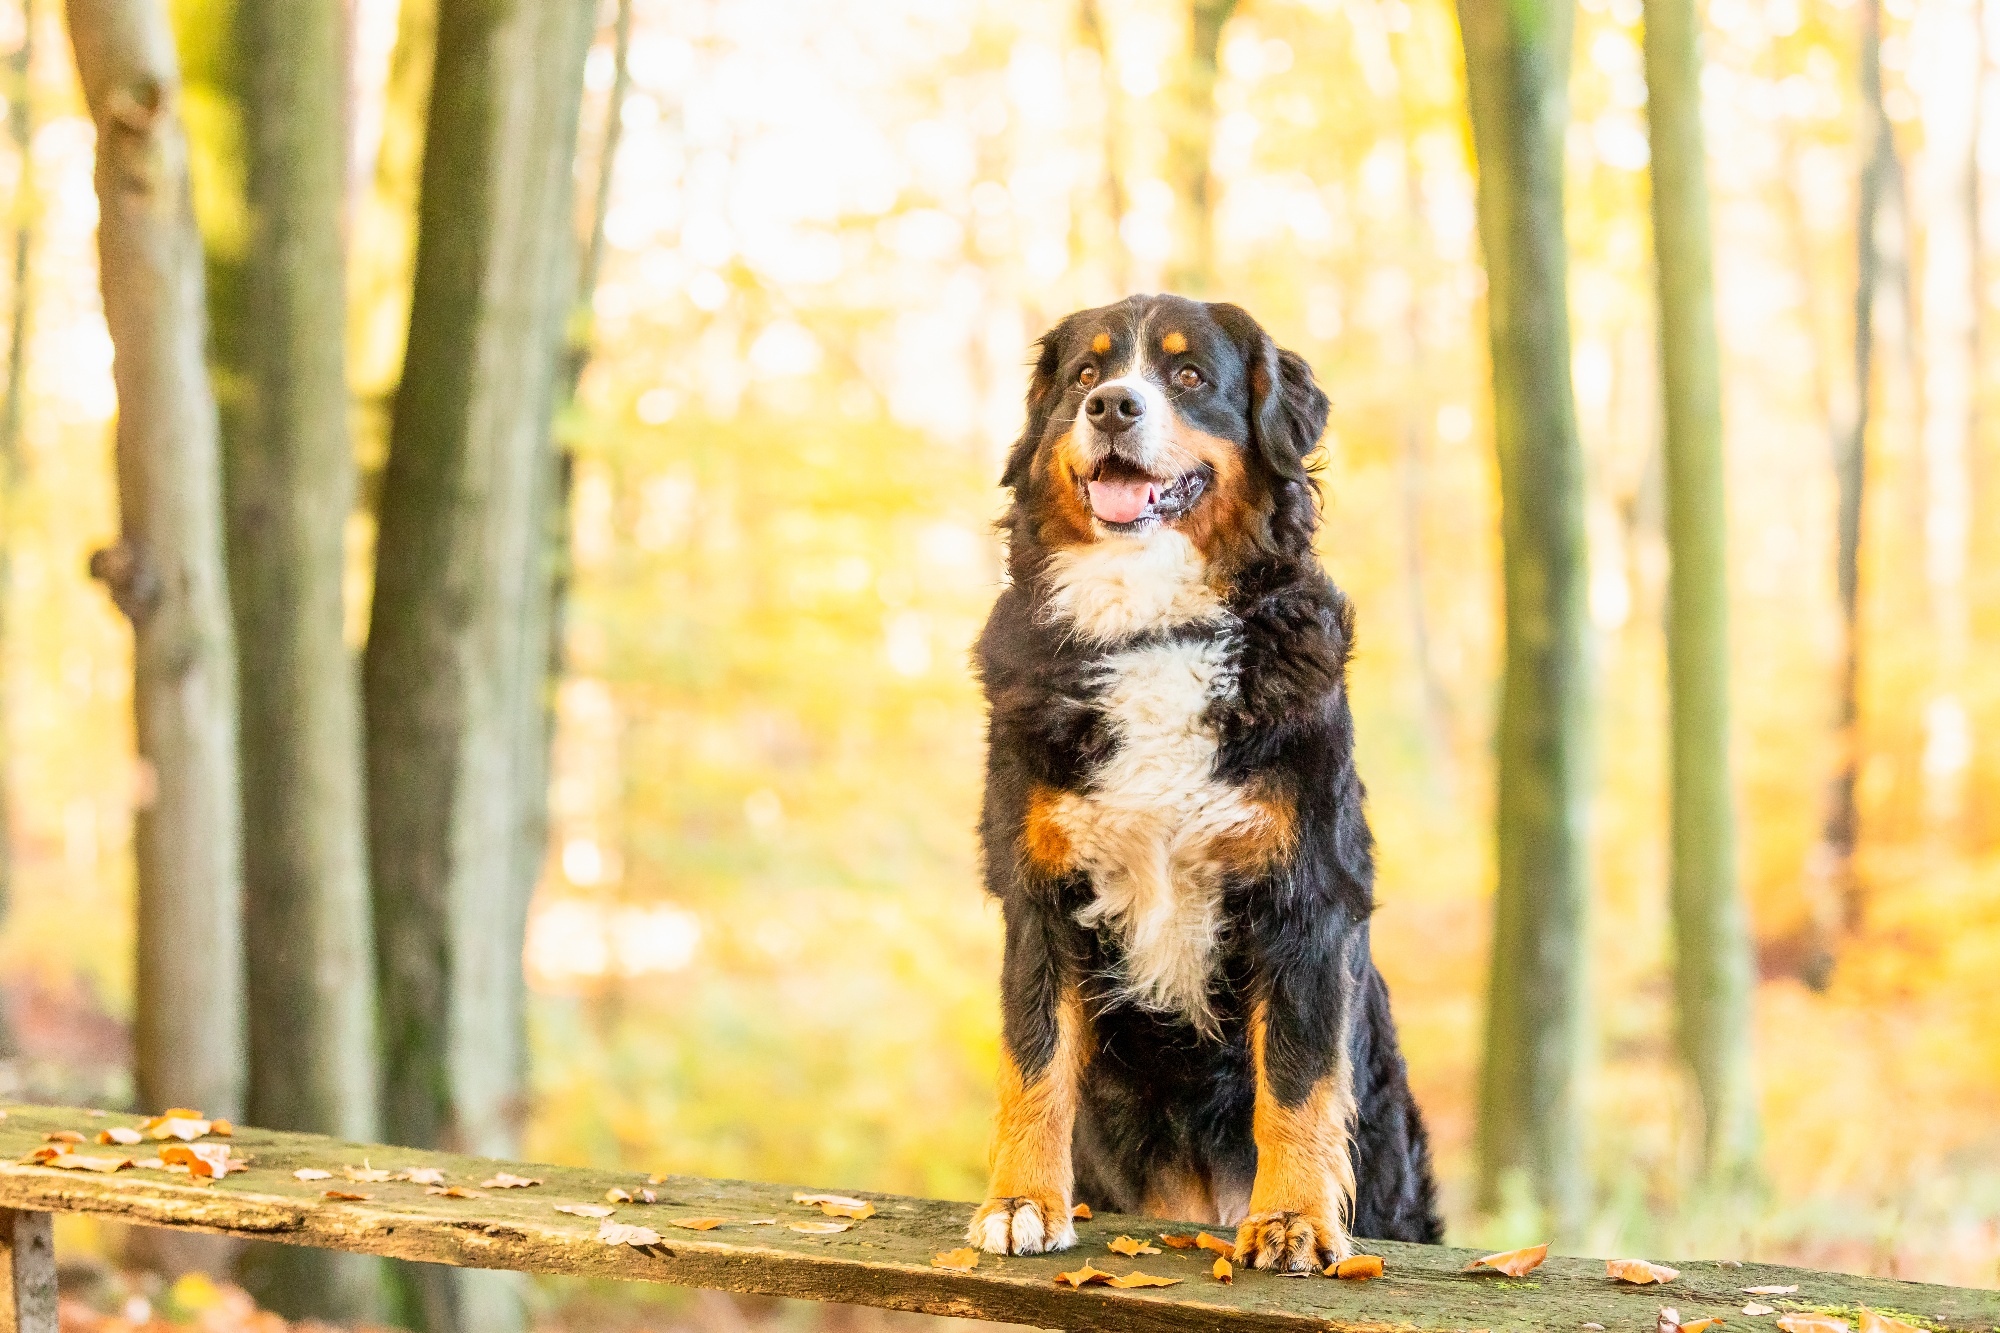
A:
[931,1248,980,1271]
[1108,1235,1160,1256]
[1072,1203,1092,1219]
[1466,1243,1550,1277]
[1609,1260,1681,1285]
[481,1173,541,1189]
[1776,1316,1850,1333]
[1744,1304,1777,1317]
[322,1190,371,1201]
[45,1130,84,1143]
[1106,1271,1182,1289]
[671,1217,726,1230]
[49,1153,132,1173]
[1331,1255,1385,1280]
[788,1220,851,1234]
[1859,1311,1924,1333]
[399,1167,446,1185]
[1195,1232,1237,1261]
[598,1219,664,1247]
[426,1186,486,1198]
[556,1203,615,1218]
[1158,1233,1199,1249]
[1213,1257,1233,1284]
[1680,1318,1725,1333]
[1053,1263,1114,1288]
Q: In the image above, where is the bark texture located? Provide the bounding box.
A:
[1641,0,1760,1181]
[67,0,246,1123]
[1166,0,1238,295]
[190,0,382,1316]
[4,1104,2000,1333]
[362,0,596,1327]
[1455,0,1591,1231]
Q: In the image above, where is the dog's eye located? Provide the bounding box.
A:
[1176,367,1203,389]
[1077,366,1098,389]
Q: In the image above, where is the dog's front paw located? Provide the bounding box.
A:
[1234,1208,1351,1273]
[968,1194,1075,1255]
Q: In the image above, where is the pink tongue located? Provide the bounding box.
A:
[1088,478,1155,523]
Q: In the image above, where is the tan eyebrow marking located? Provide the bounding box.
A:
[1091,332,1112,354]
[1162,331,1187,354]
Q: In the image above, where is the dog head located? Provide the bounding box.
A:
[1001,295,1330,569]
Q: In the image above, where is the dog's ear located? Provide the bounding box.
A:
[1210,303,1329,484]
[1001,317,1076,491]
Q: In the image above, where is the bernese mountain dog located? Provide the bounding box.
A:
[968,294,1442,1271]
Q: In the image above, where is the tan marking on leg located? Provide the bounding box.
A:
[1235,1002,1356,1271]
[1092,331,1113,354]
[969,991,1087,1255]
[1161,331,1187,354]
[1141,1166,1219,1224]
[1022,784,1076,875]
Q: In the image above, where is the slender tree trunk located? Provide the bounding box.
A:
[0,0,33,977]
[1912,0,1980,827]
[66,0,246,1122]
[363,0,595,1327]
[1457,0,1592,1232]
[1642,0,1760,1183]
[1166,0,1237,295]
[201,0,381,1316]
[1076,0,1132,296]
[1807,0,1901,974]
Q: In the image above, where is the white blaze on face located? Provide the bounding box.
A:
[1072,338,1175,477]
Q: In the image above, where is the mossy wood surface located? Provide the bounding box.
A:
[4,1105,1997,1333]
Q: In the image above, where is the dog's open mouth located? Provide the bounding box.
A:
[1084,456,1208,527]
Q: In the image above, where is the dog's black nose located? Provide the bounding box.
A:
[1083,383,1145,433]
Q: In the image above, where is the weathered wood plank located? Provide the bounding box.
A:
[3,1104,1996,1333]
[0,1206,58,1333]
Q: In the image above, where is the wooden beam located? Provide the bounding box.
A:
[0,1207,57,1333]
[3,1104,1998,1333]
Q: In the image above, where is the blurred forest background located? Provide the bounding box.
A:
[1,0,1998,1327]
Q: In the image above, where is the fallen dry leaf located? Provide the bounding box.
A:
[482,1173,541,1189]
[1776,1317,1849,1333]
[647,1173,670,1185]
[322,1190,371,1201]
[556,1203,616,1218]
[144,1115,215,1142]
[426,1186,486,1199]
[1859,1312,1924,1333]
[1584,1324,1606,1331]
[744,1219,777,1225]
[788,1220,852,1234]
[1053,1263,1114,1289]
[1680,1319,1725,1333]
[399,1167,447,1186]
[294,1168,333,1182]
[932,1248,980,1271]
[607,1188,633,1203]
[598,1219,664,1247]
[50,1154,133,1173]
[1745,1305,1777,1317]
[821,1201,876,1220]
[1072,1203,1092,1220]
[1195,1232,1237,1262]
[20,1145,66,1164]
[1331,1255,1385,1280]
[1108,1235,1161,1256]
[1661,1308,1683,1333]
[346,1163,393,1184]
[1158,1233,1199,1249]
[209,1120,234,1137]
[133,1157,165,1169]
[1466,1243,1550,1277]
[1107,1271,1183,1289]
[1213,1257,1233,1284]
[46,1130,85,1143]
[1746,1287,1801,1297]
[160,1143,239,1179]
[93,1126,141,1147]
[1608,1259,1680,1285]
[794,1192,869,1208]
[671,1218,726,1230]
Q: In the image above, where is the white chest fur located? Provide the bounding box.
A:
[1049,636,1274,1030]
[1042,528,1225,644]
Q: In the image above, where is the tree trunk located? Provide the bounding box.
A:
[0,0,34,990]
[1642,0,1760,1183]
[1456,0,1591,1232]
[1806,0,1901,979]
[1166,0,1237,296]
[1075,0,1132,296]
[66,0,246,1123]
[363,0,595,1327]
[192,0,382,1316]
[1912,0,1979,828]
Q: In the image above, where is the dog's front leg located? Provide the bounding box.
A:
[968,908,1084,1255]
[1235,933,1360,1272]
